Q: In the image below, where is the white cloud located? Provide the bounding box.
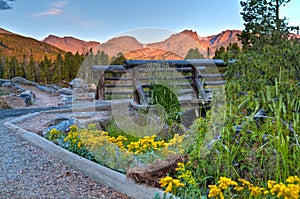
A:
[35,8,62,16]
[34,0,67,16]
[52,1,67,8]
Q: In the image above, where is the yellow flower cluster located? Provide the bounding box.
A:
[208,176,300,199]
[159,176,184,193]
[49,128,60,140]
[176,162,197,186]
[63,126,83,148]
[268,176,300,199]
[208,185,224,199]
[165,134,185,146]
[107,135,127,149]
[80,130,111,149]
[217,177,238,190]
[127,135,166,154]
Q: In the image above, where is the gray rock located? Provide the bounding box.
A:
[11,76,39,87]
[45,84,62,91]
[0,78,10,86]
[46,115,73,126]
[1,81,12,87]
[14,84,26,92]
[72,88,84,95]
[58,94,73,106]
[43,118,78,137]
[18,90,36,106]
[0,95,26,109]
[37,86,57,94]
[57,88,73,95]
[69,78,86,88]
[82,84,97,92]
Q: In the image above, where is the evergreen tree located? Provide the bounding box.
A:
[0,56,4,78]
[184,48,204,59]
[110,52,126,65]
[63,52,75,82]
[79,49,96,81]
[239,0,299,51]
[52,53,64,83]
[26,55,36,81]
[95,50,109,65]
[213,46,225,59]
[72,52,83,79]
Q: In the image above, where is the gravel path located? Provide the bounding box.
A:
[0,115,131,199]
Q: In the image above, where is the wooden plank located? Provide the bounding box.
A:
[204,81,226,86]
[123,60,194,69]
[104,77,131,81]
[105,84,133,88]
[200,74,225,78]
[92,65,127,72]
[105,91,132,95]
[186,59,235,67]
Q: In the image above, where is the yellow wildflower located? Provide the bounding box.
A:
[159,176,184,193]
[234,186,244,192]
[238,178,253,188]
[77,142,83,148]
[249,186,264,197]
[165,182,173,193]
[218,177,238,190]
[268,180,276,189]
[286,176,300,184]
[208,185,222,198]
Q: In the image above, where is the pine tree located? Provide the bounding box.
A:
[213,46,225,59]
[110,52,126,65]
[26,55,36,81]
[239,0,299,51]
[184,48,204,59]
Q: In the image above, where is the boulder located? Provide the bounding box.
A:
[0,95,26,109]
[57,88,73,95]
[13,84,26,93]
[1,81,12,87]
[45,84,62,91]
[82,83,97,92]
[46,115,73,126]
[18,90,36,106]
[37,86,57,94]
[11,76,39,87]
[69,78,86,88]
[72,87,84,95]
[0,79,10,86]
[58,94,73,106]
[43,118,78,137]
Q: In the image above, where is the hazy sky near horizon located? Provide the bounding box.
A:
[1,0,299,43]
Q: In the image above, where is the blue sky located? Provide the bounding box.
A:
[0,0,299,43]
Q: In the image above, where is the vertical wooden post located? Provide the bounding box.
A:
[191,65,200,99]
[132,67,147,105]
[97,73,105,100]
[132,68,139,104]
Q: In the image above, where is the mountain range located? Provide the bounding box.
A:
[0,27,252,61]
[43,29,242,59]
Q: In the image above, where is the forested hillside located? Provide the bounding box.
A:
[0,32,64,62]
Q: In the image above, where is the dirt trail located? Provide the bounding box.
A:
[20,85,61,108]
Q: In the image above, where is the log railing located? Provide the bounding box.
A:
[93,59,229,109]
